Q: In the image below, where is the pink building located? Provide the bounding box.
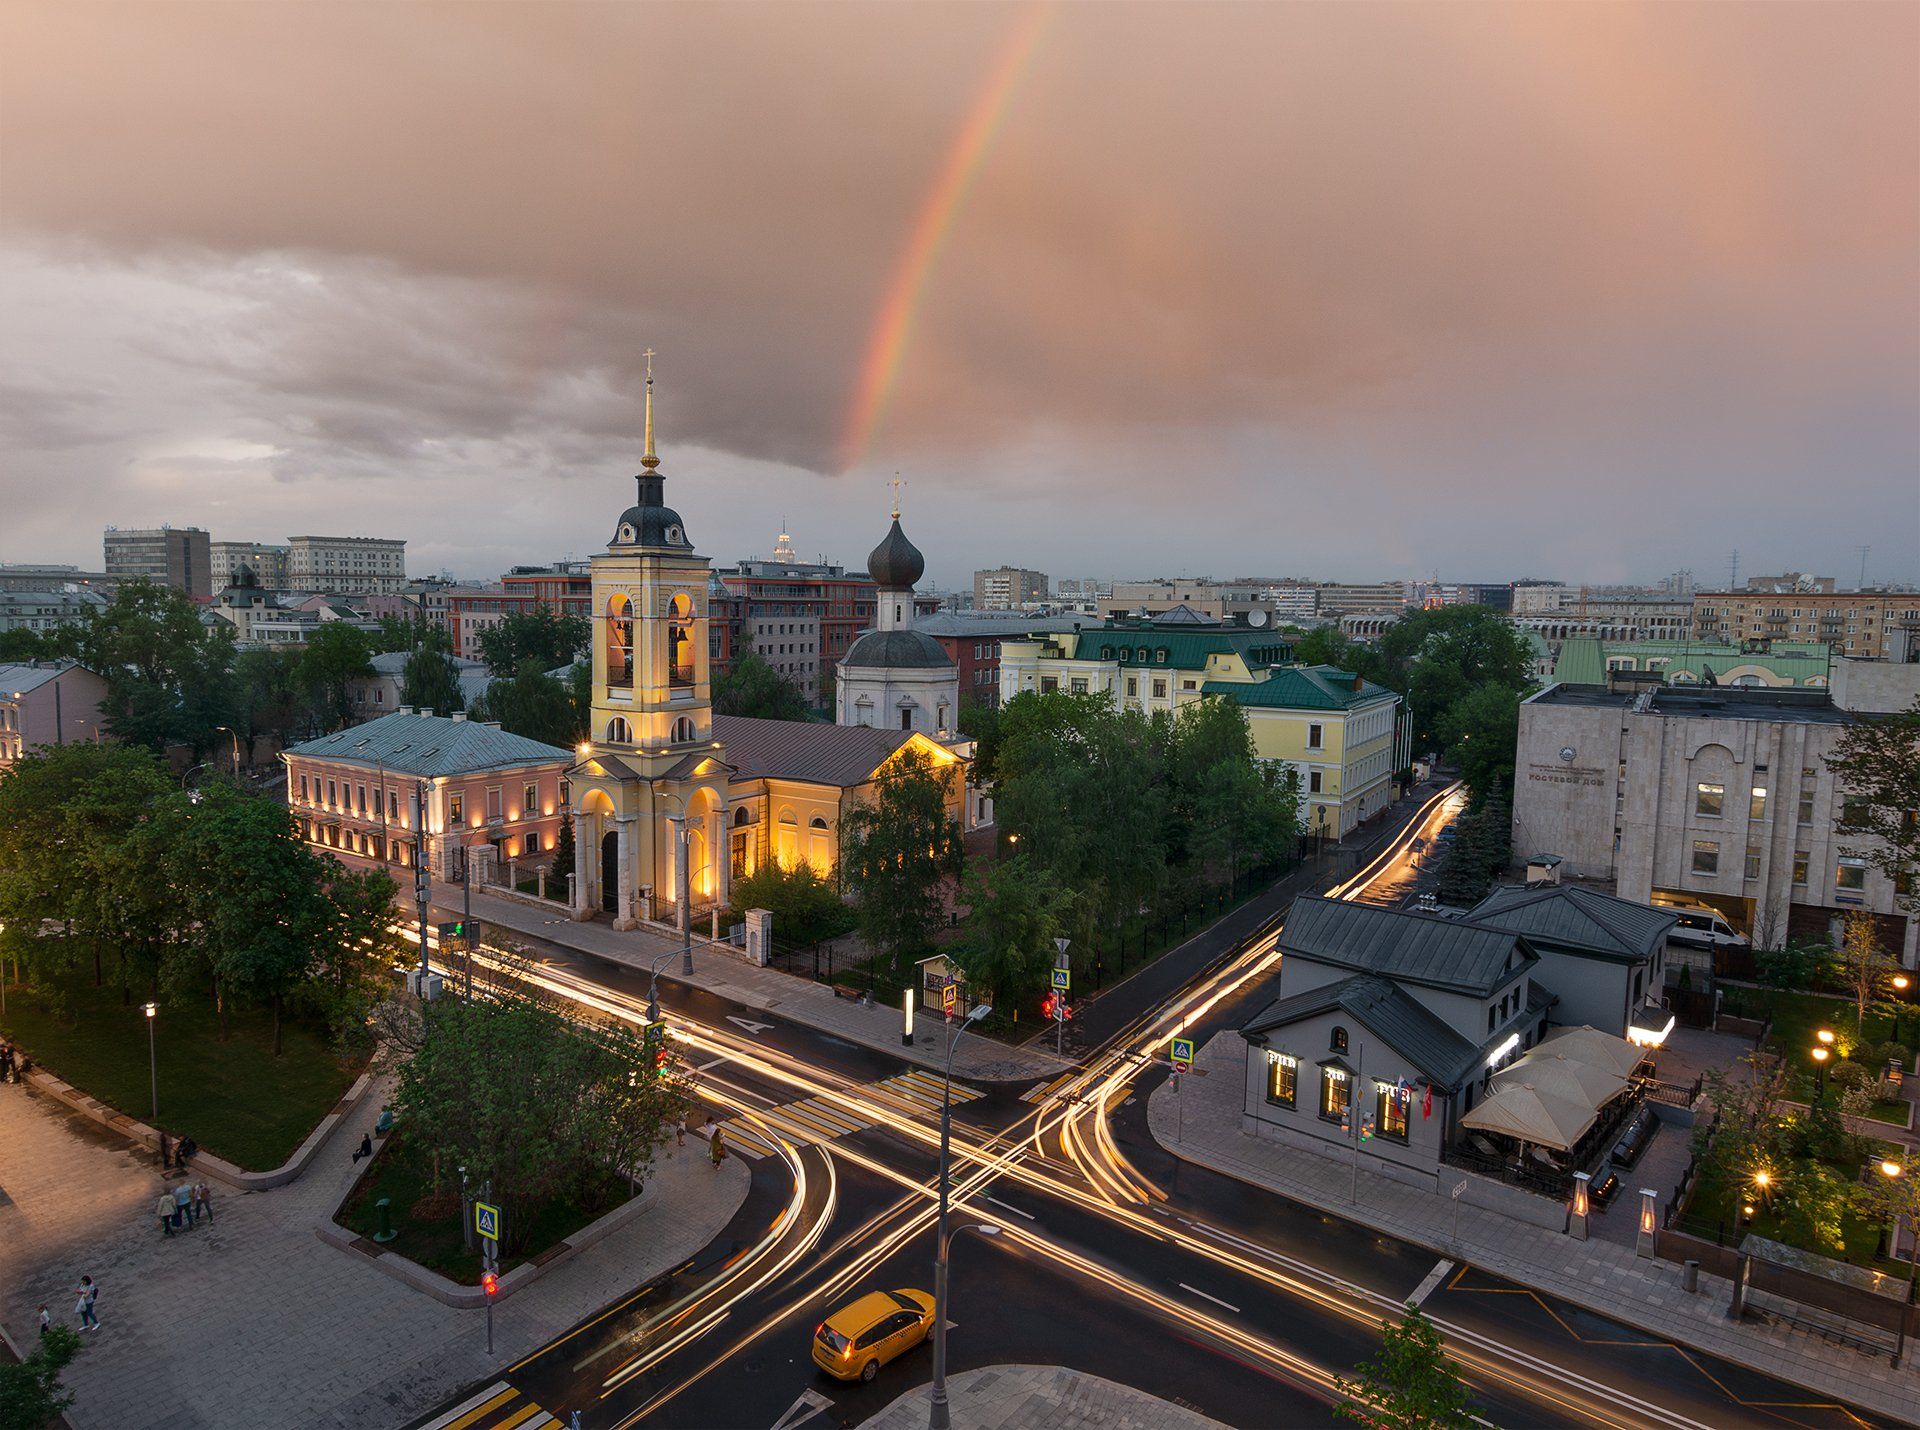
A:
[0,661,112,771]
[283,708,573,880]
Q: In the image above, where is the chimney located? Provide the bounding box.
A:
[451,712,466,722]
[1351,671,1364,692]
[419,708,434,718]
[397,705,413,716]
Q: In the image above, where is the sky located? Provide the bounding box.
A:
[1,1,1915,591]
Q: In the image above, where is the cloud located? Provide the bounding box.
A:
[0,0,1914,586]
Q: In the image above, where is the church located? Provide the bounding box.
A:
[567,372,970,930]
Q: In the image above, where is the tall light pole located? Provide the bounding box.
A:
[929,1001,993,1430]
[144,1002,158,1122]
[213,725,241,779]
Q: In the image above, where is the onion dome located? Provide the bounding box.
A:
[866,518,925,590]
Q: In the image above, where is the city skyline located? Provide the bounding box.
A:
[2,1,1915,588]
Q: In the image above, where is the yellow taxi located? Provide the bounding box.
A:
[811,1288,936,1383]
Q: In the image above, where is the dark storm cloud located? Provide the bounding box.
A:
[0,0,1914,584]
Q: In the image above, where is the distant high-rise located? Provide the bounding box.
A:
[103,525,211,597]
[287,535,407,595]
[210,541,292,590]
[973,566,1049,609]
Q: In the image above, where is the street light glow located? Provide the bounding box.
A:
[144,1002,157,1019]
[1817,1028,1835,1045]
[1884,1160,1904,1179]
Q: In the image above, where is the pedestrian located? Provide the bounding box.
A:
[173,1179,193,1229]
[708,1125,726,1167]
[194,1181,213,1225]
[75,1276,99,1331]
[177,1134,198,1167]
[156,1190,175,1237]
[674,1115,686,1148]
[38,1305,51,1339]
[352,1132,373,1163]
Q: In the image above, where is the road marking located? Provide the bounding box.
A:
[1178,1282,1242,1314]
[418,1383,515,1430]
[693,1056,730,1072]
[769,1387,833,1430]
[1409,1257,1454,1308]
[726,1015,776,1036]
[985,1195,1034,1220]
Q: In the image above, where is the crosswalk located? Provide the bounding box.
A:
[725,1069,983,1156]
[1020,1071,1079,1105]
[416,1380,560,1430]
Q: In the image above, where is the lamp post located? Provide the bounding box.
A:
[213,725,241,779]
[929,1001,993,1430]
[144,1002,158,1122]
[1895,975,1911,1046]
[1811,1045,1830,1104]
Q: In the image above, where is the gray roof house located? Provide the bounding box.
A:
[1464,884,1677,1041]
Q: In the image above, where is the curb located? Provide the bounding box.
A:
[23,1067,375,1192]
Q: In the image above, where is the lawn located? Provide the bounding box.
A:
[0,970,362,1171]
[1685,1154,1888,1267]
[1734,989,1913,1115]
[336,1132,632,1282]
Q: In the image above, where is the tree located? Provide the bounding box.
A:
[1434,682,1522,807]
[1335,1303,1475,1430]
[476,605,589,677]
[552,808,576,889]
[470,659,575,747]
[712,649,811,723]
[232,647,307,758]
[371,612,435,654]
[1432,800,1508,907]
[62,578,237,754]
[0,626,57,662]
[1832,910,1898,1038]
[840,747,964,969]
[401,626,465,714]
[957,697,1002,785]
[725,862,851,945]
[1826,698,1920,916]
[297,622,375,732]
[1167,698,1299,883]
[950,855,1072,1015]
[0,1323,81,1430]
[567,660,592,741]
[308,857,406,1054]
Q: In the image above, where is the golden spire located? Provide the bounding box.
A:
[641,348,659,471]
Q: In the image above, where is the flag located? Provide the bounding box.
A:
[1422,1084,1433,1119]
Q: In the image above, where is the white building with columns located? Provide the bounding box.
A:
[566,377,968,930]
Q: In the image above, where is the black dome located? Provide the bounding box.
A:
[866,518,925,589]
[611,504,692,550]
[841,629,952,670]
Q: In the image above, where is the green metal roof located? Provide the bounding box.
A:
[1552,638,1829,687]
[1202,664,1396,710]
[1068,625,1294,671]
[286,711,572,777]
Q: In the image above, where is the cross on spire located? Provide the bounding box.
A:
[890,474,905,521]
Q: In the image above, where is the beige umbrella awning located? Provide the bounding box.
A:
[1492,1051,1629,1109]
[1538,1025,1646,1079]
[1460,1083,1597,1151]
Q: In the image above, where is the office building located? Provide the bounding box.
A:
[210,541,292,590]
[287,535,408,595]
[103,526,212,597]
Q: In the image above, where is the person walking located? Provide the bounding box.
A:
[708,1124,726,1167]
[194,1181,213,1224]
[75,1277,99,1331]
[38,1305,51,1339]
[674,1115,687,1149]
[177,1134,197,1168]
[173,1179,193,1229]
[156,1189,176,1237]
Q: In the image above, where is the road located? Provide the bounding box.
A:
[410,786,1884,1430]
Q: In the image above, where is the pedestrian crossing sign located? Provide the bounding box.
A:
[475,1201,501,1242]
[1170,1037,1195,1070]
[1051,967,1070,991]
[942,982,957,1014]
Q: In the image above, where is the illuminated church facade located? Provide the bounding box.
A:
[567,375,969,930]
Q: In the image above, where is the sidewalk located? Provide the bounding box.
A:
[1148,1031,1920,1427]
[431,877,1072,1083]
[862,1364,1231,1430]
[0,1070,748,1429]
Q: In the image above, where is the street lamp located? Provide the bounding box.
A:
[144,1002,158,1122]
[929,1001,993,1430]
[1811,1044,1830,1103]
[213,725,241,779]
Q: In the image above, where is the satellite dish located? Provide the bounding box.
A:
[1246,608,1269,628]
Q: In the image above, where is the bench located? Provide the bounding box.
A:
[831,984,866,1002]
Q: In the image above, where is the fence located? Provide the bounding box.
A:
[1441,1143,1572,1201]
[1645,1072,1704,1108]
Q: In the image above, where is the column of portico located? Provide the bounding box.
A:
[709,802,728,909]
[571,811,594,920]
[614,817,637,929]
[671,817,689,933]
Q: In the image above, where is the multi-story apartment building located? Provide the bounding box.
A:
[0,589,106,637]
[914,611,1091,709]
[972,566,1049,609]
[999,618,1407,836]
[284,708,572,878]
[286,535,407,595]
[1513,650,1920,965]
[713,555,876,685]
[1690,590,1920,660]
[1509,581,1570,616]
[0,662,111,770]
[210,541,292,590]
[1313,581,1408,619]
[441,563,596,663]
[0,565,112,594]
[103,526,211,597]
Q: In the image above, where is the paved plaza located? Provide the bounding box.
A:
[0,1075,747,1429]
[1150,1031,1920,1427]
[861,1364,1232,1430]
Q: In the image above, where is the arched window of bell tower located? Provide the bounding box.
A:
[607,594,633,688]
[668,592,695,690]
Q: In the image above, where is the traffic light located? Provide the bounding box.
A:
[1360,1114,1375,1142]
[1040,993,1074,1023]
[643,1019,669,1074]
[437,921,467,949]
[481,1270,498,1298]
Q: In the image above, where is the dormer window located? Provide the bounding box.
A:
[618,523,637,544]
[666,525,683,544]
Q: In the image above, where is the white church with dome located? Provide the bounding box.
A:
[835,509,961,738]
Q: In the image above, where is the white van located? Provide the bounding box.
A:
[1664,906,1747,952]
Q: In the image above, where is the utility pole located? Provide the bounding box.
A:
[1727,548,1740,591]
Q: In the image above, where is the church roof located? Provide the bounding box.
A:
[866,518,925,590]
[841,629,953,670]
[713,714,919,788]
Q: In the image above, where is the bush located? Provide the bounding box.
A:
[726,863,853,946]
[1830,1062,1872,1093]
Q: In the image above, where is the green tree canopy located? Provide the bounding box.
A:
[0,627,57,662]
[61,579,237,754]
[471,658,578,747]
[1335,1303,1475,1430]
[1434,681,1522,806]
[0,1323,81,1430]
[297,622,375,732]
[477,605,589,677]
[232,647,308,759]
[713,649,812,722]
[725,862,852,945]
[1826,697,1920,915]
[840,746,964,969]
[370,612,435,654]
[401,625,465,714]
[950,854,1072,1016]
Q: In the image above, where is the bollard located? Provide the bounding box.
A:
[373,1196,398,1244]
[1684,1259,1699,1294]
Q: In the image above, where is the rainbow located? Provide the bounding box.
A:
[840,3,1051,474]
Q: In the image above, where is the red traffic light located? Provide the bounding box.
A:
[481,1271,499,1298]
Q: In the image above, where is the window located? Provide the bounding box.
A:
[1695,781,1724,818]
[523,832,541,854]
[608,716,633,744]
[299,774,309,802]
[449,792,464,824]
[1836,857,1868,893]
[1375,1081,1408,1142]
[1266,1052,1297,1108]
[1840,796,1870,830]
[1041,677,1058,694]
[1329,1025,1348,1053]
[1308,723,1323,749]
[1181,679,1196,691]
[1126,677,1137,697]
[1792,851,1809,885]
[1070,678,1088,694]
[1309,770,1322,794]
[1798,769,1816,824]
[327,779,337,807]
[1488,1005,1498,1033]
[1320,1067,1350,1123]
[1152,679,1167,699]
[900,708,912,731]
[523,782,538,815]
[357,784,367,814]
[1749,787,1767,820]
[1691,839,1719,875]
[672,716,695,743]
[373,787,384,817]
[1745,845,1762,880]
[1155,650,1168,663]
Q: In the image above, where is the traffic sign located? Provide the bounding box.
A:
[474,1200,501,1243]
[1051,967,1070,992]
[1170,1036,1195,1070]
[941,982,957,1015]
